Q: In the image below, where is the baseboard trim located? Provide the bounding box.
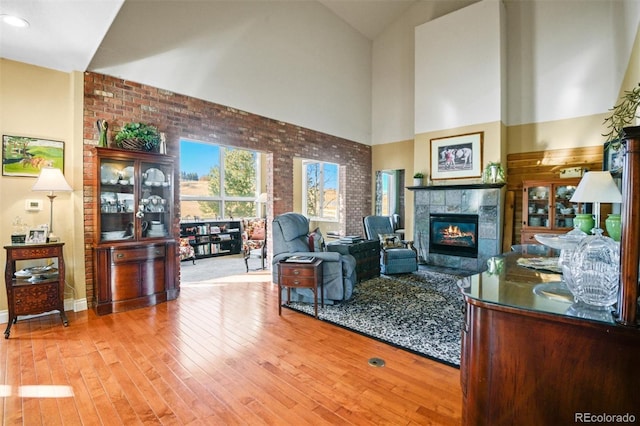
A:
[0,298,88,324]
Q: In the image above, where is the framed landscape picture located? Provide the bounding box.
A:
[430,132,483,180]
[2,135,65,177]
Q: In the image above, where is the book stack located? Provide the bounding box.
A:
[285,255,316,263]
[339,235,363,244]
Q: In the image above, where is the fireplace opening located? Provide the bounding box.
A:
[430,214,479,258]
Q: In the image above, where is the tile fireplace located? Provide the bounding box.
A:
[430,213,479,258]
[410,183,505,271]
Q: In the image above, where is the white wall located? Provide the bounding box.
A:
[415,0,504,134]
[90,1,372,144]
[371,1,479,146]
[372,0,640,144]
[505,0,640,126]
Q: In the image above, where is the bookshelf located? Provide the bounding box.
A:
[180,220,242,258]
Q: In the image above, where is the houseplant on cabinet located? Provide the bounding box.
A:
[115,122,161,152]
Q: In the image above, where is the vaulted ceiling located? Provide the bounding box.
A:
[0,0,426,73]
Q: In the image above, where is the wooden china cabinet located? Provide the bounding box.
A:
[93,147,177,315]
[520,178,583,244]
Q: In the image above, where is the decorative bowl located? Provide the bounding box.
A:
[560,208,573,215]
[534,232,586,250]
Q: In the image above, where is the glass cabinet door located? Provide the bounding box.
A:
[526,184,552,228]
[99,159,136,242]
[139,161,172,239]
[553,183,578,228]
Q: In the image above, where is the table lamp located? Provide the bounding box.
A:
[569,171,622,233]
[32,167,72,242]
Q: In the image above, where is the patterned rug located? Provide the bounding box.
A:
[285,270,464,367]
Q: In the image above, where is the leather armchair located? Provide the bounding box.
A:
[272,212,357,304]
[363,215,418,274]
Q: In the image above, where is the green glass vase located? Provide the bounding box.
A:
[574,214,594,234]
[605,214,621,242]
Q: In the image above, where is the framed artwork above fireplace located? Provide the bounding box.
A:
[430,132,483,180]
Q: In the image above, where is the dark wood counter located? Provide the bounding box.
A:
[459,251,640,424]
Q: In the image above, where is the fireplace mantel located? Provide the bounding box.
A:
[407,183,505,191]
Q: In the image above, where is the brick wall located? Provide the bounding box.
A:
[83,72,372,306]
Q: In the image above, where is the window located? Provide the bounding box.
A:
[303,160,339,221]
[179,139,259,219]
[375,169,405,221]
[378,170,396,216]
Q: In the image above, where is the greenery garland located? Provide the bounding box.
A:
[602,83,640,144]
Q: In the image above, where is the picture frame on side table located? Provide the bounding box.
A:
[26,228,48,244]
[430,132,483,180]
[2,135,65,177]
[603,139,623,177]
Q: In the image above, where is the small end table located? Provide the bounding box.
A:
[278,258,323,318]
[4,243,69,338]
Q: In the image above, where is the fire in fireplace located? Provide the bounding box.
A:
[430,214,479,258]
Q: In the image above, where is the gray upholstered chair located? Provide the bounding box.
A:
[272,212,357,304]
[363,215,418,274]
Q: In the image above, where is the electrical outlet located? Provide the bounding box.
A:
[560,167,584,178]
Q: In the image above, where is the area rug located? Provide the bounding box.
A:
[285,270,464,367]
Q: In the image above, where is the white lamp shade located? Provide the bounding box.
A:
[32,167,72,192]
[569,171,622,203]
[256,192,268,203]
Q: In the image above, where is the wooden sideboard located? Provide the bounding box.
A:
[460,252,639,424]
[460,127,640,424]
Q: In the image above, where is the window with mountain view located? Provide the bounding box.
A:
[179,139,259,219]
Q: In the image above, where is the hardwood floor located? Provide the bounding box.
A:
[0,277,462,425]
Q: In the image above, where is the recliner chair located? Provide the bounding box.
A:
[363,215,418,274]
[272,212,357,304]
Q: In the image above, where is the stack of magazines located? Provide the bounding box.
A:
[339,235,363,243]
[285,255,316,263]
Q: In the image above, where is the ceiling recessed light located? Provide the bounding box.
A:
[0,14,30,28]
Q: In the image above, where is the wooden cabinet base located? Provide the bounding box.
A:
[461,301,640,424]
[94,241,176,315]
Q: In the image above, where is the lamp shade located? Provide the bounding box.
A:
[32,167,72,192]
[256,192,268,203]
[569,171,622,203]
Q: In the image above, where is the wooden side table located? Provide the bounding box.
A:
[4,243,69,338]
[278,258,323,318]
